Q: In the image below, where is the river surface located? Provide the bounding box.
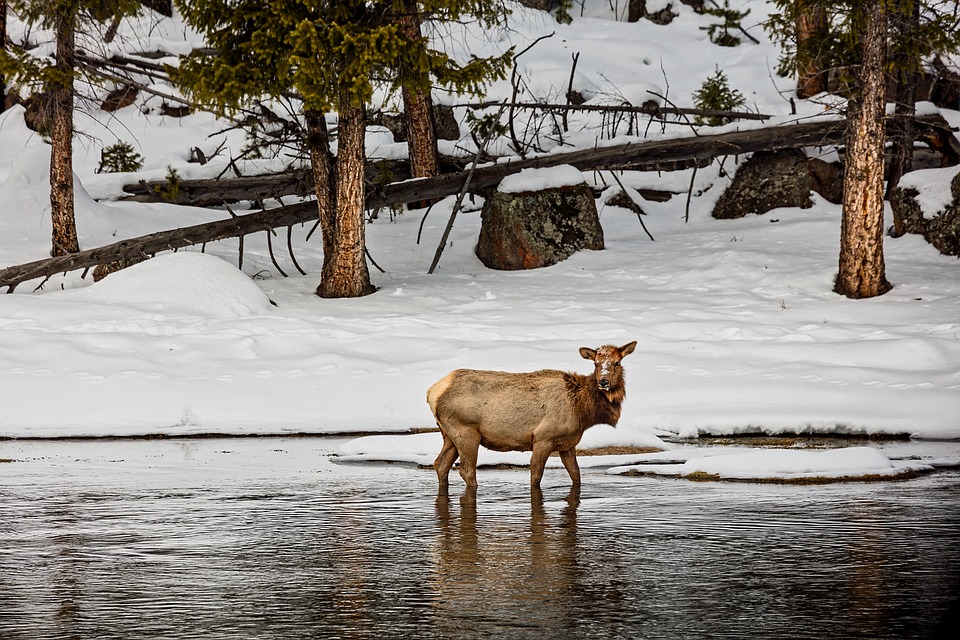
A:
[1,437,958,640]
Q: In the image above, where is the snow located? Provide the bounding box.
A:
[607,446,935,481]
[897,166,960,220]
[0,1,958,486]
[497,164,586,193]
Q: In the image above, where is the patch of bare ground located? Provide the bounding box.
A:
[621,469,931,484]
[689,433,910,449]
[573,446,663,456]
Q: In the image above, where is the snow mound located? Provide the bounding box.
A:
[74,252,274,318]
[609,446,934,482]
[497,165,586,193]
[577,424,671,450]
[0,144,99,214]
[897,166,960,220]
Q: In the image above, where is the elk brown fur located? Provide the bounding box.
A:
[426,341,637,488]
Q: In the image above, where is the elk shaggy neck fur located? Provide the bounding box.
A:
[561,370,626,430]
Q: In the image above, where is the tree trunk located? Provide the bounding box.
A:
[399,1,439,182]
[305,110,337,289]
[796,1,828,98]
[886,0,920,235]
[1,0,7,113]
[835,1,891,299]
[49,17,80,256]
[316,100,375,298]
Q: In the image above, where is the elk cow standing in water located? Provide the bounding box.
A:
[426,341,637,488]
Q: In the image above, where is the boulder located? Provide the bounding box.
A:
[889,167,960,256]
[101,85,139,112]
[476,170,604,270]
[712,149,814,219]
[627,1,679,25]
[806,157,844,204]
[433,104,461,141]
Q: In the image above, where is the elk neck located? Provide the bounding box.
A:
[565,371,625,429]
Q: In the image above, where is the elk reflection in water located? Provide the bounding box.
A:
[429,485,630,636]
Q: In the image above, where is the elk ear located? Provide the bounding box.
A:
[579,347,597,361]
[619,341,637,357]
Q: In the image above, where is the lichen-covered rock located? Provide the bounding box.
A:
[433,104,461,141]
[476,184,604,270]
[890,168,960,256]
[712,149,814,219]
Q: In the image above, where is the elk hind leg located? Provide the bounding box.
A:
[434,432,459,487]
[454,432,481,488]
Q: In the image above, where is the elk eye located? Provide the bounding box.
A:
[614,362,621,368]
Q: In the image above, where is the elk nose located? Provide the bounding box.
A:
[598,378,610,390]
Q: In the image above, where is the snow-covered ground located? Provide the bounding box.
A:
[1,2,958,482]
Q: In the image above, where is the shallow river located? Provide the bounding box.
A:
[1,437,958,639]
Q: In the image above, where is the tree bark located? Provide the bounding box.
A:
[399,1,439,182]
[317,100,375,298]
[796,1,828,98]
[1,0,7,113]
[835,1,891,299]
[304,110,337,289]
[49,16,80,256]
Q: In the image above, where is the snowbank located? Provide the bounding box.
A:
[497,165,587,193]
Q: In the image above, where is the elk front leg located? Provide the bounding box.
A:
[529,441,554,487]
[558,447,581,485]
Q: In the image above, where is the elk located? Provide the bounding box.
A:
[426,341,637,488]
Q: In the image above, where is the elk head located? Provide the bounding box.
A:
[579,341,637,393]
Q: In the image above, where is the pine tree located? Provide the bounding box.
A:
[701,0,751,47]
[766,1,960,298]
[1,1,140,257]
[692,67,746,125]
[173,0,512,298]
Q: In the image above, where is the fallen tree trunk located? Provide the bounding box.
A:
[0,205,314,292]
[2,118,846,291]
[369,118,846,205]
[120,158,467,206]
[125,118,847,207]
